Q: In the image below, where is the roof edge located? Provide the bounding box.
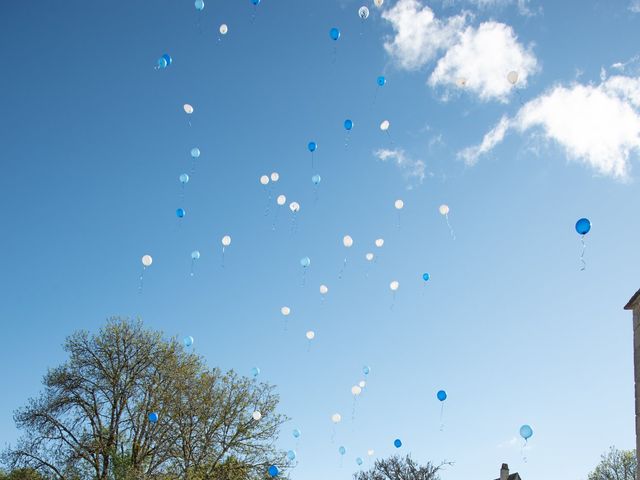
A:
[625,288,640,310]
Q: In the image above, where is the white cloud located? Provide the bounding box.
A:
[382,0,468,70]
[429,22,538,102]
[458,74,640,179]
[464,0,536,16]
[630,0,640,13]
[375,148,426,184]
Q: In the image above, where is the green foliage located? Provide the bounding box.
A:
[0,468,49,480]
[353,455,450,480]
[587,447,637,480]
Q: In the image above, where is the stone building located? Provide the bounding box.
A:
[494,463,521,480]
[624,288,640,480]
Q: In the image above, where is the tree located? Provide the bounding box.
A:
[3,318,288,480]
[353,455,451,480]
[587,447,636,480]
[0,468,49,480]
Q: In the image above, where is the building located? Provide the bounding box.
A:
[494,463,521,480]
[624,288,640,480]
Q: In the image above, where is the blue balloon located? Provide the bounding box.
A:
[338,446,346,456]
[356,457,363,466]
[330,27,341,41]
[422,273,430,282]
[252,0,261,5]
[162,53,172,65]
[377,75,386,86]
[437,390,447,402]
[176,208,186,218]
[311,174,321,185]
[287,450,297,461]
[300,256,311,268]
[393,439,402,448]
[184,335,194,347]
[251,366,261,377]
[344,119,353,131]
[157,57,168,69]
[191,250,200,260]
[191,147,201,159]
[179,173,189,184]
[148,412,159,423]
[576,218,591,235]
[308,141,317,153]
[195,0,205,10]
[292,428,301,438]
[363,365,370,375]
[520,424,533,440]
[267,465,278,477]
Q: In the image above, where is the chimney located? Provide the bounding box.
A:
[500,463,509,480]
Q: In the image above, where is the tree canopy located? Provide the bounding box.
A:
[353,455,450,480]
[587,447,636,480]
[3,318,288,480]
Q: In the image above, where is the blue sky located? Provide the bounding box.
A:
[1,0,640,479]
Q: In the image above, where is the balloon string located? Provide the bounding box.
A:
[138,267,146,294]
[190,259,195,277]
[390,291,396,311]
[580,235,586,271]
[272,208,279,231]
[344,131,351,148]
[301,268,306,287]
[311,152,315,170]
[522,439,528,463]
[221,247,226,269]
[396,211,401,230]
[386,130,395,147]
[264,186,271,217]
[439,403,445,431]
[338,257,347,280]
[445,214,456,240]
[351,398,357,422]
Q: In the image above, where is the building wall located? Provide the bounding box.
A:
[634,308,640,480]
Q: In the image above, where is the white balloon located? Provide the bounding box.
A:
[270,172,280,182]
[380,120,390,131]
[507,70,519,85]
[277,194,286,206]
[222,235,231,247]
[289,202,300,213]
[390,280,399,291]
[343,235,353,248]
[359,380,366,388]
[320,284,329,295]
[219,24,228,35]
[439,204,450,216]
[331,413,342,424]
[365,253,374,261]
[374,0,383,7]
[183,104,194,114]
[260,175,269,185]
[281,306,291,316]
[394,199,404,210]
[306,330,315,340]
[351,385,362,396]
[252,411,262,421]
[141,255,153,267]
[367,449,375,456]
[358,5,369,19]
[375,238,384,248]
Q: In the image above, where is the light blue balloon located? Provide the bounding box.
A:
[300,257,311,268]
[148,412,159,423]
[422,273,430,282]
[576,218,591,235]
[356,457,363,466]
[520,424,533,440]
[330,27,341,41]
[252,0,261,5]
[308,141,317,153]
[267,465,278,477]
[162,53,172,65]
[176,208,186,218]
[191,250,200,260]
[157,57,168,69]
[363,365,371,375]
[377,75,386,86]
[311,174,321,185]
[191,147,201,159]
[251,366,261,377]
[437,390,447,402]
[287,450,297,461]
[344,119,353,131]
[179,173,189,184]
[292,428,301,438]
[195,0,205,10]
[184,336,194,347]
[338,446,346,456]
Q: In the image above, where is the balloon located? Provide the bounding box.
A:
[343,235,354,248]
[287,450,297,461]
[520,424,533,440]
[374,0,384,6]
[338,446,346,456]
[148,412,159,423]
[252,411,262,421]
[292,428,301,438]
[251,366,261,377]
[281,306,291,316]
[393,439,402,448]
[312,174,322,185]
[300,256,311,268]
[195,0,204,10]
[331,413,342,423]
[157,57,168,69]
[457,77,467,87]
[389,280,399,291]
[306,330,315,340]
[576,218,591,235]
[179,173,189,184]
[190,147,200,159]
[358,380,366,388]
[221,235,232,247]
[394,199,404,210]
[183,104,194,114]
[422,273,430,282]
[252,0,261,5]
[358,6,369,19]
[367,449,375,456]
[330,27,341,41]
[375,238,384,248]
[320,284,329,294]
[351,385,362,396]
[365,253,374,261]
[184,336,194,347]
[219,24,228,35]
[363,365,371,375]
[308,141,317,153]
[507,70,519,85]
[142,255,153,267]
[380,120,390,131]
[191,250,201,260]
[176,208,186,218]
[437,390,447,402]
[344,119,353,131]
[439,204,450,216]
[277,194,287,206]
[267,465,278,478]
[161,53,172,65]
[260,175,270,185]
[356,457,364,466]
[377,75,386,86]
[270,172,280,182]
[289,202,300,213]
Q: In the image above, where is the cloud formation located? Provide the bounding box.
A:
[375,148,426,185]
